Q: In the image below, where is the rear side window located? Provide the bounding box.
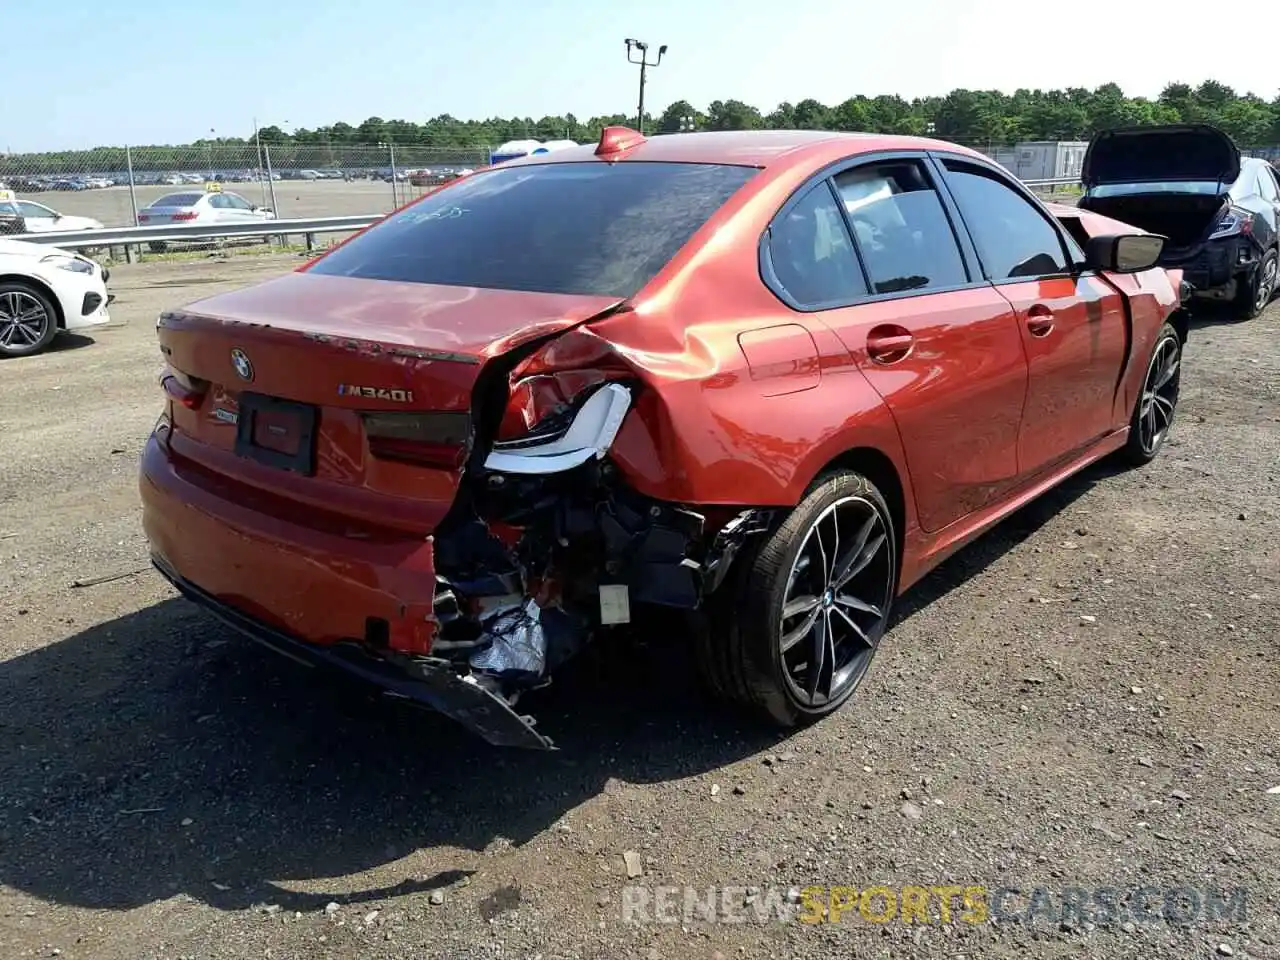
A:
[153,193,202,207]
[310,161,758,298]
[833,162,968,294]
[1258,166,1279,202]
[941,160,1069,280]
[766,182,867,307]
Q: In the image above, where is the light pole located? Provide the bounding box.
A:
[251,117,283,214]
[206,128,215,181]
[624,38,667,134]
[679,114,696,133]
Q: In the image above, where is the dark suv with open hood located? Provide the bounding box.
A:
[1078,124,1280,320]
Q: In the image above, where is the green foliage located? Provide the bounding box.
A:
[4,81,1278,175]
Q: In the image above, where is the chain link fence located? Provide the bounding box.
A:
[0,143,492,228]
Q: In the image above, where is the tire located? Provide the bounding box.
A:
[695,470,897,728]
[1233,247,1277,321]
[0,281,59,358]
[1116,322,1181,466]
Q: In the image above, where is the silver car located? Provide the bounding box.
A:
[136,188,275,251]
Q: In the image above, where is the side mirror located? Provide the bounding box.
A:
[1083,233,1166,273]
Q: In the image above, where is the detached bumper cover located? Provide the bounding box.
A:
[152,555,554,750]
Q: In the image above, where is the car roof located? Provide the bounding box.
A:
[501,129,992,171]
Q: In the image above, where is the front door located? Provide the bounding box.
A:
[935,157,1129,477]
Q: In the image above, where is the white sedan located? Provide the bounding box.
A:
[0,196,104,233]
[0,238,111,357]
[137,188,276,251]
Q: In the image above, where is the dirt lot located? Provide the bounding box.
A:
[0,255,1277,960]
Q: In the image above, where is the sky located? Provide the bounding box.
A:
[6,0,1278,152]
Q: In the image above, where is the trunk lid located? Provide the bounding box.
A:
[1082,124,1240,188]
[138,206,199,225]
[157,271,621,535]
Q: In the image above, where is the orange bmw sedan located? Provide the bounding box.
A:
[141,128,1187,748]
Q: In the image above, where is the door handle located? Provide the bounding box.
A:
[866,325,915,364]
[1026,304,1055,337]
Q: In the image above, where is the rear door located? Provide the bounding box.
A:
[935,156,1129,476]
[1253,163,1280,247]
[764,156,1029,533]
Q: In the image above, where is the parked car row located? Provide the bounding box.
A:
[3,175,117,192]
[1,165,485,194]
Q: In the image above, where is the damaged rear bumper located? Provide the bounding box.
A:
[1179,238,1259,298]
[152,555,555,749]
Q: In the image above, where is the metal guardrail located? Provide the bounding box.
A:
[1022,177,1080,188]
[10,214,381,249]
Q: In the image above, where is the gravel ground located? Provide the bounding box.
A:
[0,255,1277,960]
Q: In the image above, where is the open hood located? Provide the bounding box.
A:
[1082,124,1240,188]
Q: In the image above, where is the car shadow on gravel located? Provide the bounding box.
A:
[0,596,783,914]
[0,460,1122,915]
[46,332,97,353]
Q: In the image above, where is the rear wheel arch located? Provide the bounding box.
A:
[804,446,908,586]
[0,273,65,329]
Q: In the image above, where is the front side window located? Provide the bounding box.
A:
[942,160,1069,280]
[310,161,759,298]
[18,201,54,219]
[833,161,968,294]
[766,182,866,308]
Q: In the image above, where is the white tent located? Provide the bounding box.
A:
[490,138,580,164]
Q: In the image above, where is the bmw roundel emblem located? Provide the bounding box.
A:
[230,347,254,381]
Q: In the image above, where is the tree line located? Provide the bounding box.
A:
[7,81,1279,173]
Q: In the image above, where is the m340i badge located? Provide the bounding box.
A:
[338,384,415,402]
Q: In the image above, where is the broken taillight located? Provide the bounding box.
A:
[160,367,209,410]
[362,411,471,469]
[498,329,632,441]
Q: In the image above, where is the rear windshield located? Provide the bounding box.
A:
[152,193,202,207]
[308,161,759,298]
[1087,181,1223,198]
